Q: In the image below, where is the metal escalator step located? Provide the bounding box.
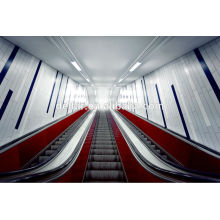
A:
[39,156,49,163]
[62,134,69,137]
[151,144,156,149]
[90,149,118,155]
[85,170,125,181]
[87,162,122,170]
[93,141,114,144]
[92,145,116,150]
[51,145,59,150]
[89,155,120,162]
[45,150,56,156]
[162,154,168,159]
[93,139,115,143]
[94,136,114,138]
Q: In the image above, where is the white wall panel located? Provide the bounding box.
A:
[0,37,89,146]
[118,37,220,152]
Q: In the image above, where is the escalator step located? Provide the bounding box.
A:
[90,149,118,155]
[39,156,49,163]
[92,143,116,146]
[85,170,125,181]
[151,144,156,149]
[89,155,120,162]
[87,162,122,170]
[92,145,117,150]
[156,149,161,153]
[51,145,59,150]
[93,141,114,144]
[45,150,55,156]
[162,154,168,159]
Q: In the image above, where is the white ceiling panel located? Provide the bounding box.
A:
[3,36,218,103]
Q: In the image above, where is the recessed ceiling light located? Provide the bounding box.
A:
[71,61,81,72]
[129,62,141,72]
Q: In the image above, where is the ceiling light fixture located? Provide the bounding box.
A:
[71,61,82,72]
[129,62,142,72]
[118,78,123,83]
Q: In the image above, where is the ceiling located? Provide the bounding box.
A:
[4,36,217,104]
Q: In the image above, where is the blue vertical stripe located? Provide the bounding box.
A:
[52,74,63,118]
[62,77,69,105]
[46,71,58,113]
[0,90,13,120]
[143,76,149,105]
[155,84,167,128]
[194,48,220,103]
[141,79,148,119]
[15,61,42,129]
[0,46,19,85]
[171,84,190,139]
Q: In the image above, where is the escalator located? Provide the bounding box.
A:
[83,111,127,182]
[24,111,90,169]
[1,109,220,183]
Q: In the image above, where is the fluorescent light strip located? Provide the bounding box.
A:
[129,62,141,72]
[119,78,123,83]
[71,61,81,72]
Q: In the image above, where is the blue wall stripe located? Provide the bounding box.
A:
[0,90,13,120]
[155,84,167,128]
[52,74,63,118]
[142,76,149,105]
[0,46,19,85]
[15,61,42,129]
[194,48,220,103]
[46,71,58,113]
[62,77,69,105]
[141,79,148,119]
[171,84,190,139]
